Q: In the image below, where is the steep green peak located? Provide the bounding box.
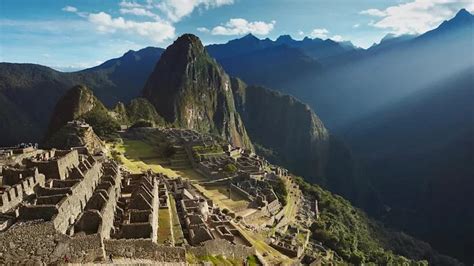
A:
[160,33,208,66]
[52,84,100,121]
[46,84,109,140]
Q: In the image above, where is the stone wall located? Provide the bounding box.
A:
[0,170,45,212]
[0,221,70,264]
[104,239,186,262]
[68,233,104,262]
[26,150,80,180]
[188,239,255,261]
[52,161,102,233]
[230,183,253,201]
[74,164,121,238]
[0,221,107,264]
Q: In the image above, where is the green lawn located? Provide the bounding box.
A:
[157,208,172,244]
[200,184,249,212]
[169,194,185,246]
[108,139,179,177]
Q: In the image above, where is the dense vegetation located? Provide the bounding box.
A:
[124,98,165,126]
[294,176,460,265]
[81,105,121,139]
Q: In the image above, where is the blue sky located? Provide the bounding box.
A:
[1,0,472,71]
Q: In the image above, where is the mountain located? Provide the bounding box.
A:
[219,45,322,93]
[206,34,356,90]
[291,9,474,130]
[205,10,473,132]
[344,68,474,264]
[231,78,358,199]
[274,35,357,61]
[80,47,164,105]
[0,63,89,145]
[141,34,359,199]
[46,85,120,140]
[206,33,357,61]
[206,34,274,60]
[0,33,358,146]
[143,34,253,150]
[0,47,164,146]
[46,85,164,142]
[368,34,417,51]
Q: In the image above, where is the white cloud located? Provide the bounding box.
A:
[360,0,474,35]
[197,27,210,33]
[158,0,234,22]
[331,35,344,42]
[353,23,360,28]
[119,7,159,19]
[310,28,329,39]
[119,1,144,8]
[298,30,304,36]
[88,12,175,43]
[210,18,275,35]
[62,6,78,13]
[360,8,387,17]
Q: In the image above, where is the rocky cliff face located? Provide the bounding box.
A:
[46,85,110,138]
[143,34,252,150]
[232,78,358,199]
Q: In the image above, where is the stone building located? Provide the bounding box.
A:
[232,177,282,215]
[111,172,159,242]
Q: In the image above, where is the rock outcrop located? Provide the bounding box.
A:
[46,85,112,139]
[143,34,252,150]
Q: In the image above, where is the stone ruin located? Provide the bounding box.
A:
[162,128,214,147]
[47,120,105,155]
[232,177,282,216]
[111,172,159,242]
[0,128,289,264]
[168,177,253,248]
[0,145,185,264]
[270,225,305,258]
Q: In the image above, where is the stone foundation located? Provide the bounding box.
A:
[104,239,186,262]
[188,239,255,261]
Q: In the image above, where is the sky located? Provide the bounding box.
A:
[1,0,473,71]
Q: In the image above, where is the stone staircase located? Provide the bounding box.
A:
[169,146,191,170]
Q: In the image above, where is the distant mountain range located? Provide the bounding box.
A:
[0,8,472,264]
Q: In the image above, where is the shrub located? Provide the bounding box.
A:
[224,163,238,173]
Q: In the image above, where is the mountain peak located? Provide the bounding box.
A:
[242,33,258,40]
[169,33,205,57]
[46,85,106,139]
[276,34,295,43]
[455,8,472,19]
[142,34,253,149]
